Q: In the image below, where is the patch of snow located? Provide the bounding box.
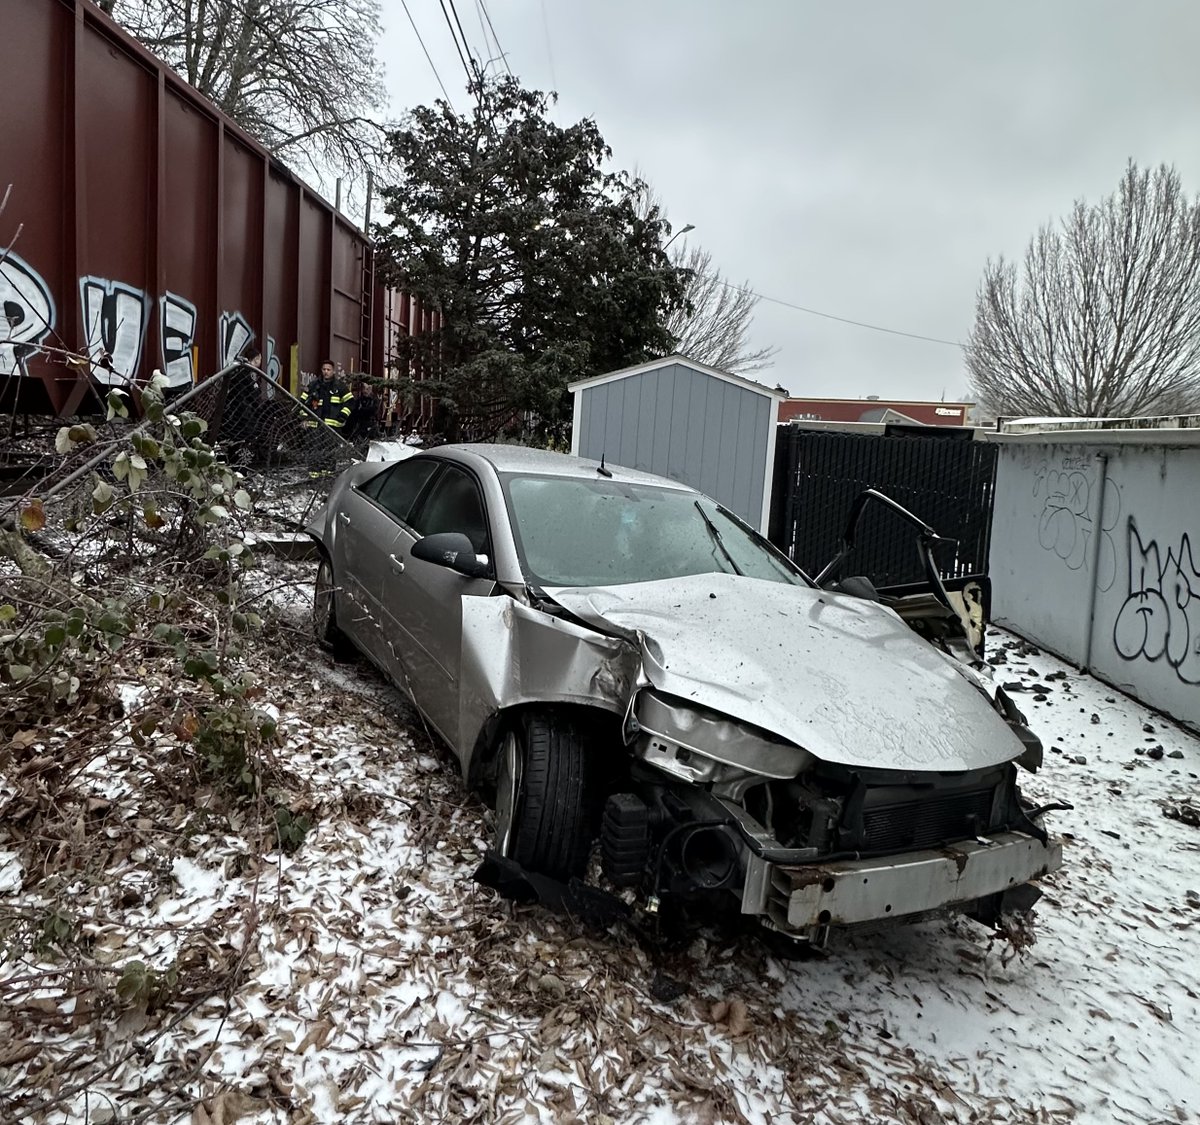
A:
[365,440,418,463]
[0,850,23,894]
[170,855,225,900]
[117,682,146,713]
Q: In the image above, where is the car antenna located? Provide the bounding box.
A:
[597,452,613,478]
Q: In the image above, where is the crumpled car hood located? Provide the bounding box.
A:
[545,573,1020,773]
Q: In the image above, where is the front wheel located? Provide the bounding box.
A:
[494,714,593,882]
[313,555,354,659]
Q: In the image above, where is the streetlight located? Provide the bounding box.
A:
[664,223,695,250]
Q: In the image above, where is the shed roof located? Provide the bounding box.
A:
[567,354,788,399]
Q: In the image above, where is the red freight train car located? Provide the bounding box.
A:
[0,0,426,416]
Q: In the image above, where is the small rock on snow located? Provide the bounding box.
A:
[1164,802,1200,828]
[649,971,688,1003]
[535,973,568,1000]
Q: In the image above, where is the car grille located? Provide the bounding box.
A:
[861,786,994,852]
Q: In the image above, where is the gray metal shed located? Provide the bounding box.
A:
[568,355,787,532]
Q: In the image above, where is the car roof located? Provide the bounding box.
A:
[433,443,698,491]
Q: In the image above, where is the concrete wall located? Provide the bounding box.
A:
[991,431,1200,730]
[573,362,776,530]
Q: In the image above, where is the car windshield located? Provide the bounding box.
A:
[501,473,810,588]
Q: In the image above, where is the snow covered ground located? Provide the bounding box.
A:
[2,569,1198,1123]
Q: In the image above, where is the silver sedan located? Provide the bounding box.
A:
[307,443,1063,946]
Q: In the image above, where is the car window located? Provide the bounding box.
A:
[410,465,490,554]
[500,473,807,588]
[360,458,439,525]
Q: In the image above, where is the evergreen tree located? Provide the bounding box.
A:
[374,78,689,442]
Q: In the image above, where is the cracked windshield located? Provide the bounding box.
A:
[502,474,805,588]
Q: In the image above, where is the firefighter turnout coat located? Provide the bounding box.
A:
[305,377,352,430]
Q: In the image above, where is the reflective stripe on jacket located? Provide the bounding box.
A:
[305,379,352,428]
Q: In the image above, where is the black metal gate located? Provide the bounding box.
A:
[768,427,998,587]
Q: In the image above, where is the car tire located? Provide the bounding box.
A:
[313,554,354,659]
[494,714,592,881]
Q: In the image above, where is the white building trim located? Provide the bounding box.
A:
[570,384,584,456]
[568,354,787,401]
[760,420,780,534]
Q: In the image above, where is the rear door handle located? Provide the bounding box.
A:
[337,512,350,525]
[389,553,405,574]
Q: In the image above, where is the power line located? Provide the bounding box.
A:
[399,0,454,109]
[477,0,514,78]
[444,0,479,83]
[539,0,557,90]
[447,0,474,60]
[472,0,493,73]
[438,0,476,90]
[718,279,965,349]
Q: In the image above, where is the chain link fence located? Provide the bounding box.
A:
[187,364,361,474]
[1,365,365,572]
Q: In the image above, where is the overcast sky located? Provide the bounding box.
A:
[375,1,1200,402]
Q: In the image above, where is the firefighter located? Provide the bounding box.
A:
[345,378,380,442]
[304,361,352,431]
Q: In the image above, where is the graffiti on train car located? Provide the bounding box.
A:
[80,276,152,386]
[0,251,56,377]
[162,292,199,387]
[2,252,286,389]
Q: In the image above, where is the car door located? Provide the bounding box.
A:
[378,462,496,745]
[334,457,440,671]
[815,488,989,660]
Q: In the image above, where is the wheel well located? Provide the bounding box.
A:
[468,702,625,798]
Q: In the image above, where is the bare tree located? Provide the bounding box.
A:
[666,244,778,375]
[633,181,776,374]
[967,162,1200,418]
[102,0,387,193]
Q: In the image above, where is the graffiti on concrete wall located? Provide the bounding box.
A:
[1112,520,1200,685]
[1033,455,1122,592]
[0,251,56,376]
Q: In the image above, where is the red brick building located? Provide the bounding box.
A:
[778,397,973,426]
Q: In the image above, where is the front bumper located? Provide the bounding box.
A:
[742,832,1063,933]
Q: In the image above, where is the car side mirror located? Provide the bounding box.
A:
[411,532,490,578]
[832,575,881,601]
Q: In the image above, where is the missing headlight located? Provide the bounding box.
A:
[634,690,813,782]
